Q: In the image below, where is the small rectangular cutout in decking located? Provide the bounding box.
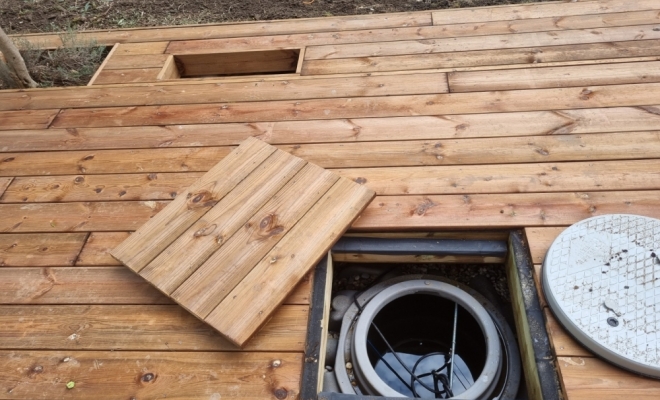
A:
[111,137,374,347]
[171,49,301,78]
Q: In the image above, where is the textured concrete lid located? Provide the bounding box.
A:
[543,214,660,378]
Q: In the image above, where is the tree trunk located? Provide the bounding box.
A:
[0,26,37,88]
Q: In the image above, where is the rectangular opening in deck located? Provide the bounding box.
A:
[168,49,302,79]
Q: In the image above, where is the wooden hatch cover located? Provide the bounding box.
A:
[111,137,375,347]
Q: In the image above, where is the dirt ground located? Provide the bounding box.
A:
[1,0,552,34]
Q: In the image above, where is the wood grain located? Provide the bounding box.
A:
[171,165,338,317]
[0,351,302,399]
[525,227,567,264]
[0,201,166,233]
[353,190,660,230]
[1,173,201,203]
[0,72,449,111]
[558,355,660,399]
[49,84,660,128]
[448,61,660,92]
[76,232,131,265]
[0,267,170,304]
[0,177,11,198]
[14,11,431,47]
[304,24,660,60]
[0,266,311,305]
[3,106,660,152]
[114,41,170,55]
[207,178,375,346]
[0,109,59,130]
[0,305,308,351]
[91,68,162,85]
[103,54,169,70]
[336,159,660,196]
[0,147,233,176]
[432,0,659,25]
[544,308,592,357]
[303,39,660,74]
[166,10,660,55]
[110,137,274,270]
[138,149,307,291]
[0,233,87,267]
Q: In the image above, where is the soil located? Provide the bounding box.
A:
[1,0,553,35]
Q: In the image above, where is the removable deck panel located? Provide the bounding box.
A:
[111,137,374,347]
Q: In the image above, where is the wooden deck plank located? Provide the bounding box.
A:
[103,54,169,70]
[166,10,660,55]
[0,266,311,305]
[0,351,302,399]
[76,232,130,265]
[525,227,567,264]
[91,68,162,85]
[3,131,659,176]
[114,42,170,55]
[0,72,449,111]
[0,109,59,130]
[0,177,11,198]
[302,39,660,74]
[0,147,233,176]
[207,177,375,347]
[138,150,308,292]
[0,233,87,267]
[48,83,660,128]
[544,308,592,357]
[6,158,658,203]
[0,267,171,304]
[448,61,660,92]
[431,0,659,25]
[13,12,432,47]
[2,190,660,233]
[171,166,338,317]
[3,106,660,152]
[110,137,275,272]
[304,24,660,60]
[0,201,167,232]
[1,173,201,203]
[352,190,660,230]
[335,159,660,196]
[557,356,660,399]
[0,305,308,352]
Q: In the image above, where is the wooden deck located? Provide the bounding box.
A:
[1,0,660,398]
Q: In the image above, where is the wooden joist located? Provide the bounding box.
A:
[47,83,660,128]
[448,61,660,92]
[0,266,311,305]
[302,40,660,74]
[0,305,308,351]
[2,105,660,152]
[524,227,566,263]
[0,351,302,399]
[0,72,449,111]
[0,233,87,266]
[103,54,169,70]
[304,24,660,60]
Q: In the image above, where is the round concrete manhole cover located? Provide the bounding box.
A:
[542,214,660,378]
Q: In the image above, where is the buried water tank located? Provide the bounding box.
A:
[329,276,521,399]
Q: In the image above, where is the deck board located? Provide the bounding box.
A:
[1,0,659,397]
